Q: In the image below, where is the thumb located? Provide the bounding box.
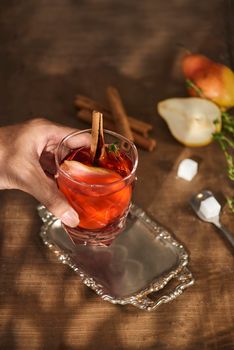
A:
[30,171,79,227]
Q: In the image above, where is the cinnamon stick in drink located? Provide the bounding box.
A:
[77,109,156,152]
[90,111,105,164]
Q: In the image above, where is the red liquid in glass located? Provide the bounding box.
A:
[57,146,133,231]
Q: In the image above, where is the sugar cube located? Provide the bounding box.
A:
[177,158,198,181]
[199,196,221,219]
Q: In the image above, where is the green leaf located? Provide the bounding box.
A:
[108,143,119,154]
[227,197,234,213]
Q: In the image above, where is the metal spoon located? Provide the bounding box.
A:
[189,190,234,250]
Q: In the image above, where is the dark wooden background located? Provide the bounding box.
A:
[0,1,233,349]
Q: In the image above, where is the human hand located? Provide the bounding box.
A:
[0,118,89,227]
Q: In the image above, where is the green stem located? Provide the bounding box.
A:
[185,79,203,97]
[213,111,234,210]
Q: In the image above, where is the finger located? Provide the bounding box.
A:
[43,123,91,149]
[60,132,91,149]
[40,132,91,175]
[29,170,80,227]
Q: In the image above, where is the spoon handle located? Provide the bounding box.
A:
[215,223,234,250]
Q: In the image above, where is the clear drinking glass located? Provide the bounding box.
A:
[55,129,138,246]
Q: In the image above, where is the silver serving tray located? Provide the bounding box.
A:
[38,204,194,311]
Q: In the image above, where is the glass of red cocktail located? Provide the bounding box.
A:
[55,129,138,246]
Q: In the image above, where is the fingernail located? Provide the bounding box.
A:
[61,209,79,227]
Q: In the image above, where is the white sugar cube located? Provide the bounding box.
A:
[199,196,221,219]
[177,159,198,181]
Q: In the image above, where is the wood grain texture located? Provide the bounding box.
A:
[0,1,234,349]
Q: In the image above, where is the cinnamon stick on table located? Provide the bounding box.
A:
[74,94,152,137]
[74,95,110,115]
[106,86,134,141]
[77,109,156,152]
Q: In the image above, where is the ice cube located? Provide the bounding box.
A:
[177,158,198,181]
[199,196,221,219]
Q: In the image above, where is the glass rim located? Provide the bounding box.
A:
[55,128,138,188]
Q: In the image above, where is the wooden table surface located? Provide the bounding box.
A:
[0,1,233,349]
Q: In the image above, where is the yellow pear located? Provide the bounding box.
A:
[157,97,222,147]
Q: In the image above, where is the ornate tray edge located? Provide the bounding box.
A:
[38,204,194,311]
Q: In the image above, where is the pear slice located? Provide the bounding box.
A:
[157,97,222,147]
[60,160,121,184]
